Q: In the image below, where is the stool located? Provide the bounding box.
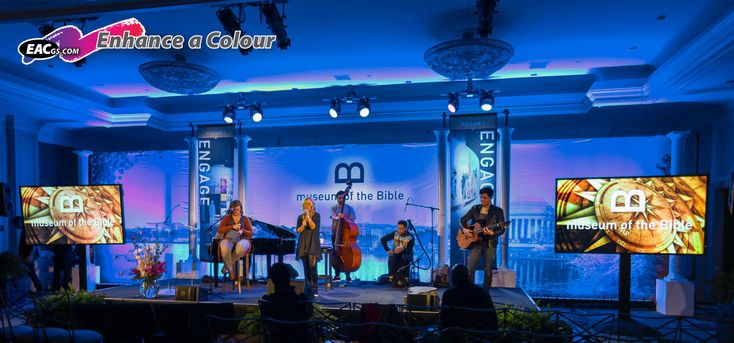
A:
[213,238,251,292]
[235,252,251,293]
[318,247,333,291]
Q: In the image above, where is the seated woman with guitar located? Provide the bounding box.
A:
[458,187,509,290]
[218,200,253,281]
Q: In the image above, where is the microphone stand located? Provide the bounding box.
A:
[158,203,181,296]
[205,214,227,289]
[405,201,439,286]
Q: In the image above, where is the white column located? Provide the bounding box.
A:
[656,130,694,316]
[434,129,450,266]
[497,127,513,268]
[666,131,691,281]
[73,150,92,184]
[237,134,251,211]
[494,127,516,288]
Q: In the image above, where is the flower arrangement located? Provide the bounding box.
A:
[130,237,166,297]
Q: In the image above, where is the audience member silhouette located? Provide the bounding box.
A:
[260,263,311,343]
[439,264,498,335]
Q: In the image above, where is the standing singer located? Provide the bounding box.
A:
[296,197,321,297]
[218,200,253,281]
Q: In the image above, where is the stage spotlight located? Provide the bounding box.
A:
[250,104,263,122]
[216,7,250,55]
[480,91,494,112]
[447,93,460,113]
[329,99,341,118]
[260,3,291,50]
[358,97,370,117]
[223,104,236,124]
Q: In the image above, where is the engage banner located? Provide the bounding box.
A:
[448,114,498,265]
[197,125,235,261]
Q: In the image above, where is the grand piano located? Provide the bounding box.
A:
[213,218,296,286]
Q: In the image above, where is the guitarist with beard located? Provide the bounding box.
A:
[459,187,507,290]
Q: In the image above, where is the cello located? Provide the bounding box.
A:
[330,181,362,274]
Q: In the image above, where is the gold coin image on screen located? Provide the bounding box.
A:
[20,185,124,245]
[555,176,706,254]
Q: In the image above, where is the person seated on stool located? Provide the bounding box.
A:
[217,200,253,282]
[380,220,414,288]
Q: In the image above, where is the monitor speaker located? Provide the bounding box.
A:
[404,286,439,308]
[175,286,207,301]
[265,279,305,295]
[0,182,11,217]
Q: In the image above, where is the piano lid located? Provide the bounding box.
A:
[251,218,296,239]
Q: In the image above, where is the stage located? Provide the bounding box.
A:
[96,278,539,310]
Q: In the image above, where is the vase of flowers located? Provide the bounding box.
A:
[130,238,166,299]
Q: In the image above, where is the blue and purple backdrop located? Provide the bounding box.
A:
[91,136,668,300]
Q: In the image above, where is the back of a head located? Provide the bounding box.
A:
[450,264,470,286]
[269,262,291,288]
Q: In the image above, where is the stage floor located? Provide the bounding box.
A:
[96,279,538,310]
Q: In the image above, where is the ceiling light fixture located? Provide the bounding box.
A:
[250,103,263,123]
[216,6,251,55]
[480,91,494,112]
[223,104,236,124]
[424,0,513,81]
[260,2,291,50]
[223,94,263,124]
[140,55,220,95]
[325,86,374,119]
[447,93,460,113]
[358,97,371,118]
[445,80,498,114]
[329,99,341,118]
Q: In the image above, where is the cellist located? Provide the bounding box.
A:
[330,190,357,283]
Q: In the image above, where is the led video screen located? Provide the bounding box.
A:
[20,185,125,245]
[555,176,707,254]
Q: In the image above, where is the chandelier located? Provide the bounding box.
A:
[139,55,220,95]
[424,32,514,80]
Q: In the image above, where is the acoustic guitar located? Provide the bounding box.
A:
[456,220,511,249]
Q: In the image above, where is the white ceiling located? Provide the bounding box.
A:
[0,0,732,145]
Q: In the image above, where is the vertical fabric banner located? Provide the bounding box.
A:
[448,114,498,266]
[197,125,235,262]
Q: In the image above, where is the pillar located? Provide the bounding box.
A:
[434,129,450,266]
[494,126,516,287]
[656,131,694,316]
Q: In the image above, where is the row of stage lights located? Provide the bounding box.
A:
[222,102,263,124]
[222,88,495,124]
[448,90,495,113]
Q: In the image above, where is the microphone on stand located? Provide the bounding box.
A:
[404,197,412,213]
[163,203,181,223]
